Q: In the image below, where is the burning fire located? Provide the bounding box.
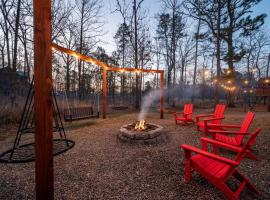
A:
[135,120,146,131]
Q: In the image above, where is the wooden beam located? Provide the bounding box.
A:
[34,0,54,199]
[52,43,108,69]
[103,67,107,119]
[160,72,164,119]
[51,43,164,74]
[108,67,164,74]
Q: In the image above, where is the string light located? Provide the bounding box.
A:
[243,89,255,94]
[226,69,232,75]
[204,69,210,77]
[120,69,125,73]
[51,46,55,50]
[135,69,141,75]
[227,80,232,84]
[265,79,270,83]
[221,84,236,92]
[244,80,249,84]
[73,53,79,59]
[212,79,218,84]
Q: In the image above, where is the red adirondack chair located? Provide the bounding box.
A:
[195,104,226,135]
[181,128,261,200]
[207,111,257,160]
[173,104,194,125]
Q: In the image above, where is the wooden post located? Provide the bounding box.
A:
[33,0,53,199]
[267,96,270,112]
[103,67,107,119]
[160,72,164,119]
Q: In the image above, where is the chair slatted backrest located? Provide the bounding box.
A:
[212,104,226,124]
[236,112,255,145]
[184,104,193,119]
[235,128,261,162]
[224,128,261,180]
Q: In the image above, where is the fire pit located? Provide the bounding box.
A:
[118,120,165,144]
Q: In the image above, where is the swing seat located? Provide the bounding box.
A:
[111,106,129,110]
[64,106,99,122]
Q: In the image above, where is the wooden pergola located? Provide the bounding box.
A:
[33,1,164,199]
[51,44,165,119]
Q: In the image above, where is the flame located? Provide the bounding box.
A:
[135,120,146,131]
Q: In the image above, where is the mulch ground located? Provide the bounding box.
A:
[0,108,269,200]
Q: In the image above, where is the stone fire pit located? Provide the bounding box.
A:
[118,122,165,144]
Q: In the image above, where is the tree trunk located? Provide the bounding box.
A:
[214,0,222,105]
[23,38,30,81]
[180,59,185,84]
[247,36,252,77]
[133,0,140,109]
[66,55,70,92]
[121,21,126,97]
[267,53,270,77]
[192,19,201,103]
[112,74,115,105]
[78,1,85,99]
[1,47,5,68]
[226,0,235,107]
[255,48,262,78]
[12,0,22,72]
[171,7,177,107]
[4,16,11,69]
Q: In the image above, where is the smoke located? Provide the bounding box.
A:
[138,85,205,120]
[138,89,161,120]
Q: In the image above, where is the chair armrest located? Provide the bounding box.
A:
[183,112,192,116]
[203,117,225,133]
[181,144,239,166]
[173,112,184,117]
[203,117,224,122]
[207,124,241,129]
[195,114,214,122]
[201,137,242,152]
[208,130,250,135]
[196,114,214,118]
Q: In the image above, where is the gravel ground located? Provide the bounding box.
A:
[0,108,269,200]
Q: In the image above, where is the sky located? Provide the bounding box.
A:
[101,0,270,54]
[102,0,163,54]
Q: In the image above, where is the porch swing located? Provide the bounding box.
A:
[63,90,100,122]
[62,66,101,122]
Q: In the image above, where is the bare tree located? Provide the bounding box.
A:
[184,0,225,104]
[191,18,201,102]
[59,20,77,92]
[267,53,270,77]
[156,0,185,105]
[115,0,149,109]
[131,0,144,109]
[74,0,104,97]
[0,0,13,69]
[12,0,22,72]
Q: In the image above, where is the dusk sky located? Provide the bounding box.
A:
[101,0,270,54]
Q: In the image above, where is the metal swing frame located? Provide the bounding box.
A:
[0,78,74,163]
